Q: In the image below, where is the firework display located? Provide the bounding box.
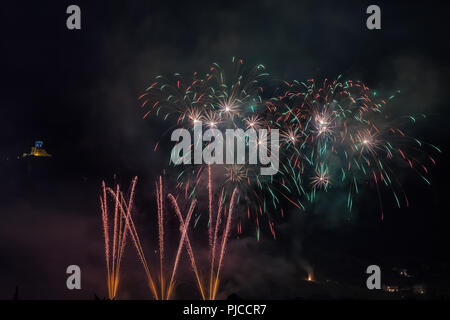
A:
[99,182,130,299]
[99,176,238,300]
[139,58,441,239]
[4,0,450,310]
[95,56,442,301]
[269,77,441,220]
[3,1,450,311]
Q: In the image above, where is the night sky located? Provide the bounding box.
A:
[1,1,450,299]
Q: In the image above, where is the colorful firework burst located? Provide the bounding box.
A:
[140,59,440,239]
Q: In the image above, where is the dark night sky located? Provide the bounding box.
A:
[1,0,450,299]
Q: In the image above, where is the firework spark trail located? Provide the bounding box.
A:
[120,176,192,300]
[210,189,224,300]
[99,185,111,297]
[121,200,159,299]
[113,186,131,294]
[168,194,206,300]
[111,184,120,294]
[116,202,128,280]
[166,196,197,299]
[105,178,159,300]
[212,187,238,299]
[156,176,165,299]
[168,186,237,300]
[208,165,213,251]
[103,176,219,300]
[100,180,138,299]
